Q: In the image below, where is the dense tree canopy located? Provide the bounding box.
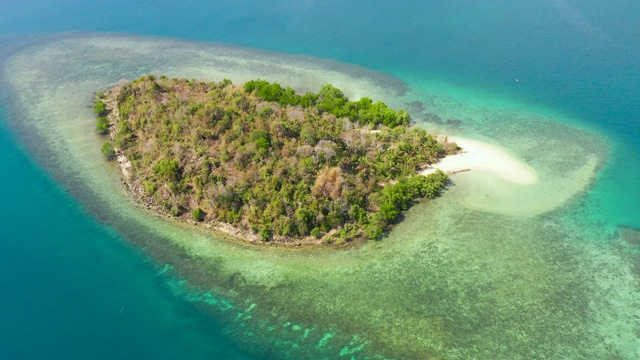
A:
[244,80,411,128]
[97,75,455,244]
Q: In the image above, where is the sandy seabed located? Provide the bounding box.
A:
[424,136,538,185]
[422,134,597,217]
[3,33,639,359]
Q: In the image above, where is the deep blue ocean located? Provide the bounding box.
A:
[1,1,639,358]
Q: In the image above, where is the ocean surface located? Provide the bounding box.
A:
[1,1,639,358]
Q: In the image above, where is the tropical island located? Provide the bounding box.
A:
[95,75,458,245]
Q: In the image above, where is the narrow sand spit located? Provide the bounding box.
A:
[420,136,598,217]
[422,136,538,185]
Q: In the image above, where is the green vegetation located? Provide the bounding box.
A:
[153,159,180,182]
[192,207,205,222]
[97,75,455,243]
[100,141,115,160]
[95,93,110,134]
[94,99,107,116]
[244,80,410,128]
[96,116,109,134]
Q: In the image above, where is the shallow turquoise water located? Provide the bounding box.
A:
[0,108,254,358]
[1,1,639,358]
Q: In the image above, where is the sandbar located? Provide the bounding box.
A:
[422,136,538,185]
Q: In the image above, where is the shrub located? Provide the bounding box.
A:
[258,107,274,118]
[94,100,107,116]
[251,129,271,150]
[192,207,205,222]
[153,159,180,182]
[169,206,180,217]
[379,202,399,222]
[364,213,385,239]
[365,222,383,240]
[143,181,156,195]
[101,142,115,160]
[259,227,272,241]
[96,116,109,134]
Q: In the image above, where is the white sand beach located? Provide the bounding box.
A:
[421,136,538,185]
[420,135,599,217]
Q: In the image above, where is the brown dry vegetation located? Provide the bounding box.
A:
[96,75,455,244]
